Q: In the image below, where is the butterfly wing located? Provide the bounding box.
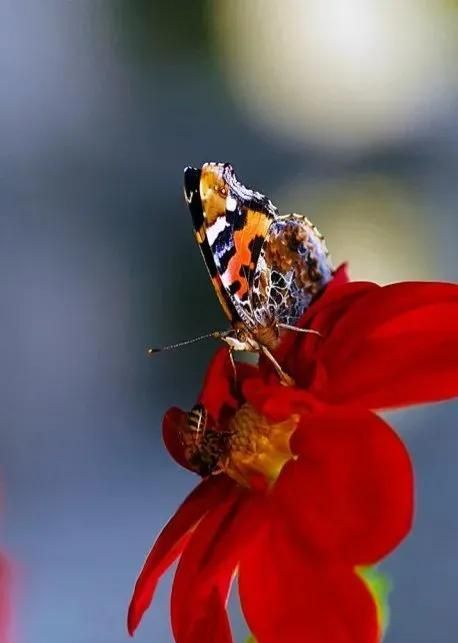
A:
[184,163,277,329]
[184,166,238,324]
[251,213,334,327]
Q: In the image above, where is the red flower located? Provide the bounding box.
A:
[128,268,458,643]
[0,554,11,643]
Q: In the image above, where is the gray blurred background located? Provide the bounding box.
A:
[0,1,457,642]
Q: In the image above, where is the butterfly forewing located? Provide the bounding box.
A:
[184,166,240,324]
[185,163,276,329]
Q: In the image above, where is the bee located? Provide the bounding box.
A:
[178,404,231,477]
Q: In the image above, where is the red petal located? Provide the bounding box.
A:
[242,377,318,422]
[176,586,233,643]
[127,475,234,635]
[195,490,264,578]
[328,281,458,347]
[330,262,351,287]
[198,346,238,423]
[0,554,11,643]
[239,520,379,643]
[319,329,458,408]
[171,487,247,642]
[314,282,458,408]
[274,281,379,385]
[272,408,413,564]
[163,407,192,471]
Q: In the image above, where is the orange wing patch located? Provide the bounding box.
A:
[222,209,272,299]
[199,164,227,225]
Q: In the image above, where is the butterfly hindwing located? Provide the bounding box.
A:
[251,213,334,327]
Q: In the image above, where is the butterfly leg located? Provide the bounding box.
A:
[260,346,295,387]
[278,323,321,336]
[228,349,237,385]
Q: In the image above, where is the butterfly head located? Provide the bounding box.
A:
[220,325,261,353]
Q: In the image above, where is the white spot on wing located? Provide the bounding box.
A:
[207,215,230,245]
[226,195,237,211]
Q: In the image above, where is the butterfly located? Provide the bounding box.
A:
[182,162,334,379]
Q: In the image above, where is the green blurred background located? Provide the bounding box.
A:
[0,1,457,642]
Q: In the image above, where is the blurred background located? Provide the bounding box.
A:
[0,1,457,641]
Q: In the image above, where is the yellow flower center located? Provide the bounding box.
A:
[224,404,299,488]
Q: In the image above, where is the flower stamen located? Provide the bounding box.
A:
[224,404,299,487]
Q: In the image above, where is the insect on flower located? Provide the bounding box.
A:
[179,404,232,477]
[150,163,334,382]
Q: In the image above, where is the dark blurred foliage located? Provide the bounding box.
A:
[112,0,212,60]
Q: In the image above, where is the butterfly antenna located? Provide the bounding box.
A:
[147,330,229,355]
